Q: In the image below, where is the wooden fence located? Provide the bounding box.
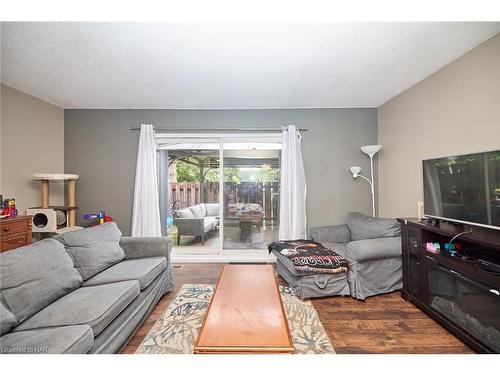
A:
[169,181,279,222]
[169,182,219,208]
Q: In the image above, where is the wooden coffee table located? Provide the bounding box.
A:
[193,264,295,354]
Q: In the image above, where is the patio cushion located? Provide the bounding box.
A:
[0,325,94,354]
[14,280,140,336]
[189,205,204,218]
[199,203,208,216]
[346,212,400,241]
[54,222,125,281]
[176,208,194,219]
[204,217,217,231]
[205,203,219,216]
[83,257,167,290]
[0,239,83,323]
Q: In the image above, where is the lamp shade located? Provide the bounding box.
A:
[360,145,382,157]
[350,166,361,178]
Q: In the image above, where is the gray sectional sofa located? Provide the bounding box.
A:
[0,222,172,354]
[174,203,219,245]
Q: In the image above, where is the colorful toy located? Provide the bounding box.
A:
[84,211,113,225]
[1,198,18,218]
[425,242,440,254]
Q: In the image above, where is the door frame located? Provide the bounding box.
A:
[156,132,282,262]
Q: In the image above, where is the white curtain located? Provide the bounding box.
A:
[131,124,162,237]
[279,125,307,240]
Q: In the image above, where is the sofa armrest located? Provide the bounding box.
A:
[119,236,172,260]
[346,237,401,262]
[174,218,204,235]
[310,224,351,243]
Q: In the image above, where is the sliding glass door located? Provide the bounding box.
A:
[157,134,281,259]
[222,143,280,251]
[159,141,221,254]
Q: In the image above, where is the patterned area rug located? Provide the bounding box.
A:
[135,284,335,354]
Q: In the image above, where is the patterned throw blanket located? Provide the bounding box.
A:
[268,240,349,274]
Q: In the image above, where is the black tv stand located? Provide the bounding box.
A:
[418,217,438,225]
[398,218,500,353]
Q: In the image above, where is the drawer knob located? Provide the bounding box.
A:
[2,227,9,232]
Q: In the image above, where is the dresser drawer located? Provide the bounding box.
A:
[1,218,31,236]
[0,216,32,252]
[1,233,30,252]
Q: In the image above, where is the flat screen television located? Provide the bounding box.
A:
[423,149,500,230]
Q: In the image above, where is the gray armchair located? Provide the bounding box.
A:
[310,212,402,300]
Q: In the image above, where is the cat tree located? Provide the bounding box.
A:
[32,173,79,227]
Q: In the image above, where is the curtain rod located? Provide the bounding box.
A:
[130,126,307,132]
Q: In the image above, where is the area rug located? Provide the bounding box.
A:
[135,284,335,354]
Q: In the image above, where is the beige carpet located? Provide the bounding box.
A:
[136,284,335,354]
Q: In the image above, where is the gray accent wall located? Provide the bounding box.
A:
[64,109,378,236]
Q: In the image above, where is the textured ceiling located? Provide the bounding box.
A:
[1,22,499,109]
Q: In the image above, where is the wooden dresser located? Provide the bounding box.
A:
[0,216,33,252]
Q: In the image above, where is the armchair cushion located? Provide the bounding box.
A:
[310,224,351,243]
[346,212,400,241]
[346,237,402,262]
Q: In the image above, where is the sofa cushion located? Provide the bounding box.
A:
[54,222,125,281]
[14,280,140,336]
[203,216,217,231]
[0,325,93,354]
[346,212,401,241]
[310,224,351,243]
[346,237,402,262]
[205,203,219,217]
[176,208,194,219]
[83,257,167,290]
[199,203,208,216]
[189,204,204,218]
[0,296,17,335]
[0,239,83,323]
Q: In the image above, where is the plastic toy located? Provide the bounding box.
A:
[1,199,18,218]
[425,242,440,254]
[84,211,113,225]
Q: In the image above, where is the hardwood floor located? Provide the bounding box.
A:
[121,263,474,354]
